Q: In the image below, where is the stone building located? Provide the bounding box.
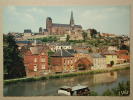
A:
[45,11,82,35]
[91,53,106,69]
[102,51,118,67]
[23,29,32,37]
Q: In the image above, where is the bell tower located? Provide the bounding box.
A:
[46,17,52,34]
[70,11,75,30]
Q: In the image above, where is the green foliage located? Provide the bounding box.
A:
[4,34,26,79]
[103,81,130,96]
[89,29,98,38]
[89,91,98,96]
[120,45,129,51]
[48,50,55,56]
[66,35,70,42]
[103,89,113,96]
[85,37,121,47]
[68,40,84,43]
[37,36,57,42]
[82,31,88,42]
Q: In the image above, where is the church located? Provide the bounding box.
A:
[39,11,83,35]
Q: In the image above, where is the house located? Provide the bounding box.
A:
[23,29,32,37]
[73,49,93,70]
[102,51,117,67]
[47,42,72,52]
[16,40,42,50]
[116,50,130,64]
[23,45,49,77]
[91,53,106,69]
[100,33,117,38]
[59,34,67,41]
[53,45,72,52]
[108,46,118,51]
[50,49,75,73]
[16,40,32,50]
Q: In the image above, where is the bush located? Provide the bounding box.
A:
[103,89,113,96]
[89,91,98,96]
[102,81,130,96]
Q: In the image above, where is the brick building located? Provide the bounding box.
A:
[23,45,49,77]
[50,49,75,73]
[116,50,130,64]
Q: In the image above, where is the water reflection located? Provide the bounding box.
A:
[4,70,130,96]
[93,72,117,85]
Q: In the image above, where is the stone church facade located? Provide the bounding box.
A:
[45,11,82,35]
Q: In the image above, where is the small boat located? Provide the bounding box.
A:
[58,84,90,96]
[58,86,72,96]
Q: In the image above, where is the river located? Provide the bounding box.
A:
[4,69,130,96]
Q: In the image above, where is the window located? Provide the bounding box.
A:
[42,64,45,69]
[41,58,45,62]
[64,60,66,66]
[34,58,37,63]
[33,65,37,71]
[71,60,73,64]
[67,60,69,65]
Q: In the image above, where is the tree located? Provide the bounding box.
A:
[38,36,57,42]
[4,34,26,79]
[66,35,70,42]
[120,44,129,51]
[82,31,88,42]
[89,29,98,38]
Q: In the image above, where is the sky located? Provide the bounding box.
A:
[3,6,130,35]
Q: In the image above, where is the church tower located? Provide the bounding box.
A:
[70,11,75,30]
[46,17,52,34]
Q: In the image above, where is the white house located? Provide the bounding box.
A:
[108,46,118,51]
[55,45,72,51]
[91,53,107,69]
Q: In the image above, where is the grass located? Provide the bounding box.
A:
[4,65,130,85]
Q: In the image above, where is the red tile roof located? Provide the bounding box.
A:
[119,55,130,60]
[116,50,128,54]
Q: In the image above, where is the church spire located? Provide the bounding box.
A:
[70,11,74,27]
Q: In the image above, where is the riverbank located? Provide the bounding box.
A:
[4,63,130,85]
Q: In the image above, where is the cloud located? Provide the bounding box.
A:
[21,14,35,26]
[79,10,108,23]
[7,6,19,15]
[26,7,45,14]
[7,6,16,12]
[7,6,35,22]
[4,6,129,34]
